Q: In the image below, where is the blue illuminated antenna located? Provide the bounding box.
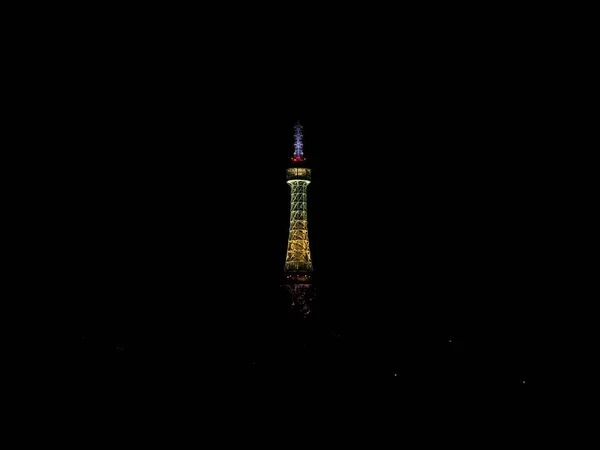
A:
[293,121,304,159]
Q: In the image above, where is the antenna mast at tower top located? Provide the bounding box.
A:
[293,121,305,162]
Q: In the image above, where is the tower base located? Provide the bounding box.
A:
[281,282,315,318]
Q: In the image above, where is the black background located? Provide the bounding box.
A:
[61,110,561,390]
[29,14,576,396]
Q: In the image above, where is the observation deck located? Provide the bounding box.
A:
[284,273,313,283]
[286,167,311,182]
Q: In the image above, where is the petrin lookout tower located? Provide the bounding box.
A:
[283,121,315,315]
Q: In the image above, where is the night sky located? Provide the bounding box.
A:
[41,28,569,394]
[62,110,560,390]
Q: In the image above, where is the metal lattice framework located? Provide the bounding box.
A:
[283,122,314,317]
[284,176,313,273]
[294,122,304,158]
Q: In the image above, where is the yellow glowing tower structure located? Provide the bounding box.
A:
[283,122,314,315]
[285,121,313,278]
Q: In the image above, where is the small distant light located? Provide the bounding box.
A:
[394,373,398,377]
[522,380,526,384]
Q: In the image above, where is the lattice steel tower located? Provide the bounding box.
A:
[284,121,313,279]
[283,122,315,316]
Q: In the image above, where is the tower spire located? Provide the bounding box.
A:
[293,121,305,161]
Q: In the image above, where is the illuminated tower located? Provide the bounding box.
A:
[283,122,315,315]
